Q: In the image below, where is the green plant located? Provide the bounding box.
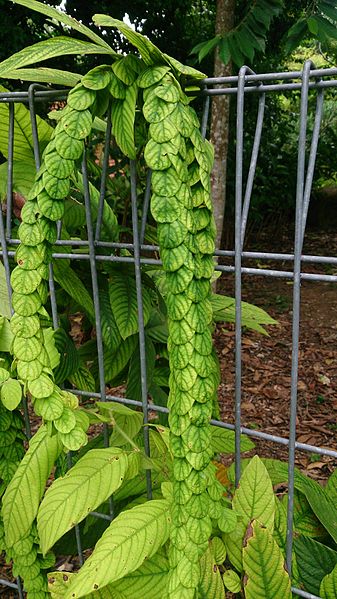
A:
[0,1,335,598]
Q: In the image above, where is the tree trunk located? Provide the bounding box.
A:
[210,0,235,251]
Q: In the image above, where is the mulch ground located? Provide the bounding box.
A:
[216,226,337,483]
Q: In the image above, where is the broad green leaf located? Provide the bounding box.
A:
[96,402,143,447]
[0,37,113,79]
[199,544,226,599]
[243,520,292,599]
[68,365,95,393]
[2,425,62,546]
[53,328,79,385]
[10,0,113,50]
[233,455,275,531]
[49,553,170,599]
[53,260,95,321]
[0,160,36,203]
[210,294,277,335]
[37,447,129,553]
[126,337,156,402]
[1,378,22,410]
[0,85,52,161]
[111,552,170,599]
[294,535,337,596]
[109,272,151,340]
[321,564,337,598]
[99,335,138,383]
[92,15,165,66]
[112,57,139,86]
[326,469,337,503]
[64,499,171,598]
[99,285,122,352]
[2,67,81,86]
[211,427,254,455]
[111,82,138,159]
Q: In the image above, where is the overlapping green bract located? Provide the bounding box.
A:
[142,67,223,597]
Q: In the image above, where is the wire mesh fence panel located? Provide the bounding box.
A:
[0,64,337,598]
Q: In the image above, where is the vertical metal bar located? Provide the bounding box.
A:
[201,92,210,139]
[6,102,14,241]
[234,66,248,486]
[286,60,313,576]
[16,575,24,599]
[95,106,112,242]
[28,85,41,169]
[300,89,324,247]
[0,201,12,314]
[130,160,152,499]
[82,152,114,515]
[140,169,152,245]
[241,91,266,247]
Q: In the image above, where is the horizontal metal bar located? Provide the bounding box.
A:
[6,238,337,267]
[201,67,337,85]
[89,511,113,521]
[0,578,19,590]
[0,90,67,103]
[291,588,322,599]
[203,80,337,95]
[3,248,337,282]
[67,390,337,458]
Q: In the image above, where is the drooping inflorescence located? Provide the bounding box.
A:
[141,66,223,597]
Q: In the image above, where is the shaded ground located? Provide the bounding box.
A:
[216,227,337,482]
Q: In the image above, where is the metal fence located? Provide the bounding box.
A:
[1,62,337,598]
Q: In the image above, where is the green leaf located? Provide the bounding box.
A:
[2,425,62,546]
[53,260,95,321]
[100,335,138,384]
[326,469,337,503]
[64,499,171,598]
[243,520,292,599]
[111,82,138,159]
[2,67,81,86]
[10,0,113,50]
[1,379,22,410]
[284,18,308,54]
[96,402,143,447]
[68,365,95,393]
[53,328,80,385]
[0,160,36,204]
[0,85,52,161]
[92,15,165,66]
[37,447,129,553]
[321,564,337,598]
[0,37,113,79]
[233,455,275,531]
[137,66,171,88]
[294,535,337,596]
[222,569,241,593]
[199,543,226,599]
[191,35,221,62]
[99,285,122,352]
[109,271,151,340]
[126,337,156,402]
[111,552,170,598]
